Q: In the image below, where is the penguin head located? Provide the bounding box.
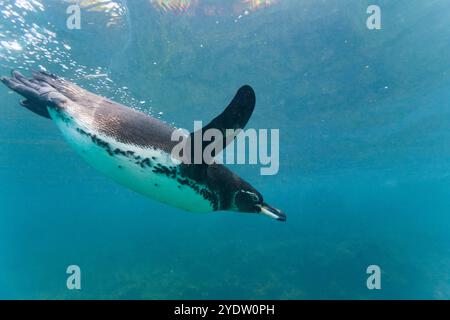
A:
[206,164,285,221]
[232,183,286,222]
[206,164,286,221]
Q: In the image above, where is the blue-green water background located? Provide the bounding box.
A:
[0,0,449,299]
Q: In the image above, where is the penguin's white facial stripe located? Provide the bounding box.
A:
[239,190,260,202]
[231,190,261,212]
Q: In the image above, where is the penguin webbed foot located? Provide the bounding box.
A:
[1,70,60,119]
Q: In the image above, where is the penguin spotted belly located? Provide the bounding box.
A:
[49,108,215,213]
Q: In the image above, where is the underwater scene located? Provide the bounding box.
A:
[0,0,449,299]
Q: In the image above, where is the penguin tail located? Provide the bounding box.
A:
[1,70,69,119]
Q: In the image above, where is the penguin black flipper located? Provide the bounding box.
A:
[200,85,256,135]
[189,85,256,158]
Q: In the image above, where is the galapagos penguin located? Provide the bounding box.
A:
[1,70,285,221]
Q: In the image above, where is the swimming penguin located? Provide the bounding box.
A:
[1,70,285,221]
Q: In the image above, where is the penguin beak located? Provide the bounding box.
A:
[256,203,286,222]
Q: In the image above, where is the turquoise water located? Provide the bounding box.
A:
[1,0,450,299]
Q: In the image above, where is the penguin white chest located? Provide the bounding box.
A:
[49,110,215,213]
